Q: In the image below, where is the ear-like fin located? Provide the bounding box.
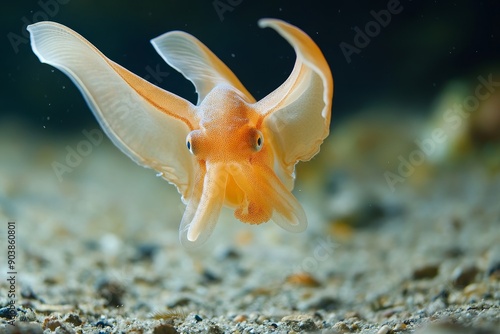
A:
[254,19,333,189]
[28,21,198,200]
[151,30,255,105]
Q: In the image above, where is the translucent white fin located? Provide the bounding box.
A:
[254,19,333,189]
[151,31,255,105]
[28,21,198,200]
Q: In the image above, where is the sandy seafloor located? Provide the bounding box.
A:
[0,114,499,334]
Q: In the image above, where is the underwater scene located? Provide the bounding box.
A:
[1,1,499,333]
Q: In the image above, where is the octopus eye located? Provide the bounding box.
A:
[254,130,264,151]
[186,134,194,155]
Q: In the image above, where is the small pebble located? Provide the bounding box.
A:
[329,221,354,240]
[153,324,179,334]
[299,295,339,311]
[285,272,321,287]
[333,321,351,332]
[64,313,83,327]
[487,262,500,278]
[131,243,159,262]
[344,311,362,319]
[393,323,407,331]
[217,248,240,260]
[443,247,464,258]
[95,278,126,307]
[42,316,61,331]
[94,319,112,328]
[268,323,278,329]
[451,264,479,287]
[377,325,391,334]
[256,315,269,324]
[0,306,16,319]
[233,314,247,322]
[247,312,259,321]
[18,308,37,322]
[281,314,314,322]
[463,282,488,297]
[298,318,317,331]
[99,233,122,257]
[349,322,360,331]
[486,246,500,277]
[412,264,439,279]
[313,311,323,320]
[201,269,221,283]
[427,299,446,314]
